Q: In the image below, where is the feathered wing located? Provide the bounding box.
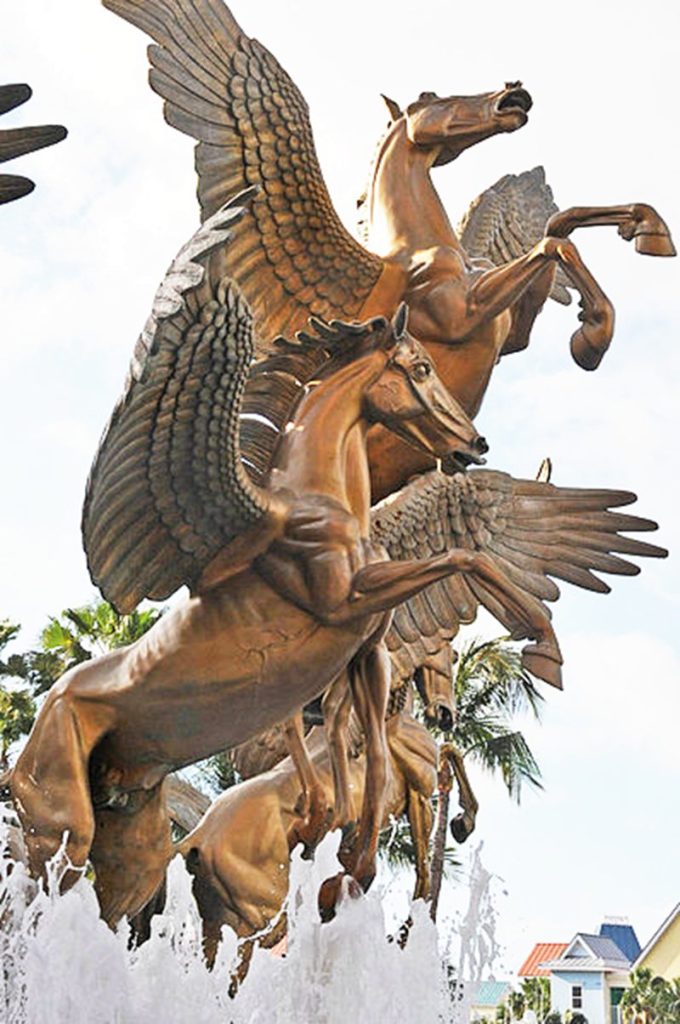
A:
[458,166,572,305]
[82,193,270,613]
[0,83,67,205]
[371,469,667,684]
[102,0,384,349]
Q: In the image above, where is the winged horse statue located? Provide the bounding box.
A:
[102,0,674,504]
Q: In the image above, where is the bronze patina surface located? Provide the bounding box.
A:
[6,0,671,937]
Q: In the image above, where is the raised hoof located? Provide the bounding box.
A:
[317,871,362,923]
[450,813,473,844]
[634,232,676,257]
[521,641,563,689]
[570,314,613,371]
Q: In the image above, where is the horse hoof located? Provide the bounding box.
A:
[634,232,676,257]
[521,641,563,690]
[318,872,344,922]
[570,324,610,371]
[450,814,472,843]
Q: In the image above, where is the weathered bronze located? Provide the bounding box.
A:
[0,83,66,205]
[12,200,565,921]
[102,0,674,504]
[177,707,452,970]
[6,0,671,938]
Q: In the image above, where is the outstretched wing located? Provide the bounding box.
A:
[82,194,270,613]
[372,469,666,684]
[458,166,571,305]
[103,0,384,348]
[0,83,67,205]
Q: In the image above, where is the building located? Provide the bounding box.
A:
[469,980,512,1021]
[518,942,568,978]
[633,902,680,981]
[541,932,633,1024]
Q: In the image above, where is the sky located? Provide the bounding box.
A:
[1,0,679,977]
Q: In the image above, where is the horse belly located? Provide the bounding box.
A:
[103,570,368,769]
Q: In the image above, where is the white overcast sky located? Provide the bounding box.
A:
[1,0,678,975]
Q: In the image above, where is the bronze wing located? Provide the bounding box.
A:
[371,468,666,685]
[102,0,384,348]
[0,84,66,205]
[458,166,571,305]
[82,194,270,613]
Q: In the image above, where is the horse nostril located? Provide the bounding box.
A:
[437,706,454,732]
[474,436,489,454]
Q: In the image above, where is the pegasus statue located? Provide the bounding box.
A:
[102,0,674,503]
[4,0,670,934]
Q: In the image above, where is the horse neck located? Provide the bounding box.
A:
[269,353,379,531]
[366,120,462,260]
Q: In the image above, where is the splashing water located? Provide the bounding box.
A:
[1,825,472,1024]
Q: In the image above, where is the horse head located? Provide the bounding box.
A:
[382,83,532,166]
[362,305,489,470]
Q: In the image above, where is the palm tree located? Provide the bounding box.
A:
[427,636,544,920]
[0,621,37,766]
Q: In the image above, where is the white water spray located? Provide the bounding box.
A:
[1,827,501,1023]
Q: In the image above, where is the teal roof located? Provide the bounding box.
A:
[473,980,512,1007]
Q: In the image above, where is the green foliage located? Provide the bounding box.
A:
[543,1013,562,1024]
[201,751,241,794]
[620,968,680,1023]
[0,621,37,764]
[453,637,544,802]
[378,807,460,876]
[564,1012,588,1024]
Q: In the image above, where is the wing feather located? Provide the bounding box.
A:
[82,196,269,612]
[103,0,383,355]
[372,468,666,685]
[458,166,572,305]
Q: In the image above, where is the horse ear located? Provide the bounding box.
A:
[391,302,409,340]
[380,94,402,121]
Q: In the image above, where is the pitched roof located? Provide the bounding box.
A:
[518,942,568,977]
[472,980,512,1007]
[541,933,631,973]
[599,922,641,962]
[634,903,680,969]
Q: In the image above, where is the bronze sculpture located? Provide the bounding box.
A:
[4,0,671,942]
[12,198,566,924]
[102,0,674,504]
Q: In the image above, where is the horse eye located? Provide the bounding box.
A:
[414,362,432,381]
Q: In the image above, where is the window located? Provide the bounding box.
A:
[572,985,583,1009]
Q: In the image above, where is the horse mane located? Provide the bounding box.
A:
[239,316,389,484]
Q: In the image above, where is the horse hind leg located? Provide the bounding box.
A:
[10,684,114,890]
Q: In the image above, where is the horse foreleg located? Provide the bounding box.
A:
[441,744,479,843]
[465,236,615,371]
[283,712,333,857]
[321,671,354,830]
[546,204,675,257]
[406,788,434,902]
[318,640,390,921]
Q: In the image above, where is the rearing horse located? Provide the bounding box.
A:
[102,0,674,504]
[11,200,558,922]
[360,89,676,498]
